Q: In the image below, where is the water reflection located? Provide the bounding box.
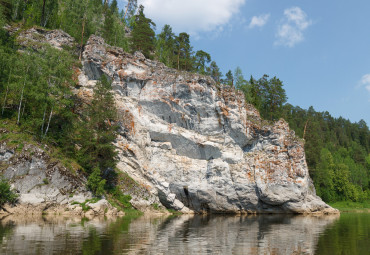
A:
[0,213,341,254]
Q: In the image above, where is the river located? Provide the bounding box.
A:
[0,212,368,254]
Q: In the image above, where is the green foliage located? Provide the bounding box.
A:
[194,50,211,74]
[208,61,222,83]
[329,200,370,212]
[174,32,192,71]
[0,178,18,206]
[0,0,12,26]
[155,24,176,67]
[110,187,132,209]
[76,75,118,175]
[9,0,128,50]
[0,32,77,150]
[234,64,369,203]
[87,168,106,196]
[237,73,287,121]
[280,105,370,203]
[0,24,118,199]
[130,5,156,58]
[72,198,100,212]
[224,70,234,86]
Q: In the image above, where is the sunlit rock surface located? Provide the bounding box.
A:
[76,35,337,214]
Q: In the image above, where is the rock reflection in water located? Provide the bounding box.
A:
[0,214,339,255]
[137,214,339,255]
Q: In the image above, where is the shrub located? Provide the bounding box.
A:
[111,187,132,209]
[0,178,18,206]
[87,167,106,196]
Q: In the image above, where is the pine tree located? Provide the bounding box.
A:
[155,24,175,67]
[194,50,211,74]
[208,61,222,83]
[175,32,193,71]
[130,5,155,59]
[77,75,118,174]
[224,70,234,86]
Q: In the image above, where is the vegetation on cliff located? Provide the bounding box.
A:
[0,178,18,208]
[0,0,369,206]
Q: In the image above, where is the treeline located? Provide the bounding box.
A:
[3,0,223,80]
[8,0,134,49]
[226,66,370,202]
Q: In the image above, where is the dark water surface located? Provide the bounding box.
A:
[0,212,368,254]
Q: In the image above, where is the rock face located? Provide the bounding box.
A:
[0,132,120,216]
[77,35,338,214]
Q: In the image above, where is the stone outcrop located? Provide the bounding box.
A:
[0,129,121,216]
[15,27,76,51]
[76,35,338,214]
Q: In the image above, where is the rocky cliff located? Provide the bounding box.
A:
[1,27,337,214]
[76,34,337,214]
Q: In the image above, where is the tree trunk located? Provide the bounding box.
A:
[41,0,47,27]
[123,0,131,21]
[2,68,12,116]
[41,108,46,135]
[177,46,180,70]
[303,120,309,140]
[1,85,8,116]
[17,67,29,125]
[44,108,53,137]
[21,100,26,118]
[79,16,86,61]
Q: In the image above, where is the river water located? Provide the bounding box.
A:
[0,212,368,255]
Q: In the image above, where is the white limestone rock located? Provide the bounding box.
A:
[75,35,338,214]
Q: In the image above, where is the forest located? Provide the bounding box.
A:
[0,0,369,204]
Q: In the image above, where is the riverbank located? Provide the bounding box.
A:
[328,200,370,213]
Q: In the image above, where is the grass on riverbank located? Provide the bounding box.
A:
[329,200,370,212]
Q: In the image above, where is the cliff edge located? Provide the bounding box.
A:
[76,35,338,214]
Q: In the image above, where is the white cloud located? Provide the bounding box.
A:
[360,74,370,93]
[137,0,246,35]
[248,14,270,29]
[275,7,312,47]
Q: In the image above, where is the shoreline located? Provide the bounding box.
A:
[0,203,340,217]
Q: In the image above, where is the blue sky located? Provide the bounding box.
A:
[119,0,370,125]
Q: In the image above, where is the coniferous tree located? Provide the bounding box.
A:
[123,0,138,27]
[155,24,176,67]
[130,5,155,59]
[175,32,192,71]
[77,75,118,174]
[194,50,211,74]
[208,61,222,83]
[224,70,234,86]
